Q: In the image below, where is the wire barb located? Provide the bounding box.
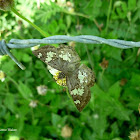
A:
[0,35,140,70]
[0,40,25,70]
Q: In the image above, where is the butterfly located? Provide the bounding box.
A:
[33,45,95,112]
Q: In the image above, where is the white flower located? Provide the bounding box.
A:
[129,129,140,140]
[61,125,72,138]
[37,85,47,95]
[29,100,37,108]
[0,70,5,82]
[93,114,99,119]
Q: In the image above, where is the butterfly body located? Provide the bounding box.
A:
[33,45,95,112]
[58,72,65,79]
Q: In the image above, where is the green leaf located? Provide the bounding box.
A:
[18,81,33,99]
[92,84,132,121]
[112,1,128,19]
[66,15,72,29]
[104,47,122,61]
[98,72,111,91]
[108,82,121,99]
[128,0,136,11]
[87,112,108,138]
[22,53,31,62]
[52,113,61,126]
[22,124,41,140]
[123,88,140,110]
[130,73,140,87]
[4,93,15,113]
[83,0,102,18]
[110,99,132,121]
[0,105,6,118]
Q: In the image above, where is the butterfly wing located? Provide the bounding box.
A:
[57,45,81,64]
[33,45,95,111]
[33,45,59,68]
[33,45,80,74]
[67,64,95,112]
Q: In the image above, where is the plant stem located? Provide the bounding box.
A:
[63,10,102,31]
[11,7,48,37]
[105,0,113,33]
[66,87,74,104]
[85,44,94,70]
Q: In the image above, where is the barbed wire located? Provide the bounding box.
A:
[0,35,140,70]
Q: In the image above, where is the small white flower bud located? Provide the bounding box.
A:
[37,85,47,95]
[29,100,37,108]
[61,125,72,138]
[0,70,5,82]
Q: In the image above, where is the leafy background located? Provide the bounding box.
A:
[0,0,140,140]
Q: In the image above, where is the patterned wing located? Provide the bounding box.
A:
[67,64,95,112]
[33,45,80,73]
[57,45,81,64]
[33,45,59,68]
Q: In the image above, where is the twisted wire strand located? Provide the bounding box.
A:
[0,35,140,70]
[8,35,140,49]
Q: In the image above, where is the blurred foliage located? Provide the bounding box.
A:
[0,0,140,140]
